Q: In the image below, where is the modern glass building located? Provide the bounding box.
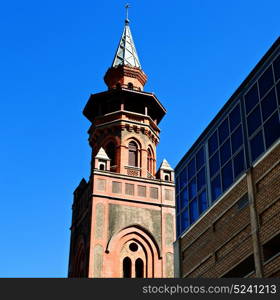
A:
[175,37,280,238]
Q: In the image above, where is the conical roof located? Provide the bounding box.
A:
[112,20,141,69]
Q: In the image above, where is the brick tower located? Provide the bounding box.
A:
[68,12,176,278]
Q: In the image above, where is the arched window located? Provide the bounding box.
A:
[99,163,105,171]
[123,257,132,278]
[147,148,153,173]
[165,174,169,181]
[128,82,133,90]
[106,142,116,166]
[128,141,138,167]
[135,258,144,278]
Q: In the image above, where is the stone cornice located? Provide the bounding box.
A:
[92,169,175,187]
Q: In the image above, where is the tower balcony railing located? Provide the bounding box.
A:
[110,165,117,172]
[147,171,154,179]
[120,83,142,91]
[124,111,145,123]
[125,165,141,177]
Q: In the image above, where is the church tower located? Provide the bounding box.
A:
[68,10,176,278]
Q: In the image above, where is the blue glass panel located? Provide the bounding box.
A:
[180,187,188,209]
[196,147,205,170]
[274,54,280,82]
[261,88,277,121]
[198,190,208,214]
[187,158,195,179]
[208,131,218,156]
[229,104,241,132]
[233,149,245,178]
[175,177,180,194]
[259,66,274,98]
[181,209,189,232]
[247,105,261,136]
[231,126,243,153]
[222,161,233,191]
[277,82,280,106]
[211,174,221,202]
[190,198,199,224]
[209,152,220,177]
[197,167,206,191]
[220,139,231,165]
[264,112,280,148]
[189,178,197,200]
[179,168,187,189]
[218,118,229,144]
[250,130,265,162]
[245,83,259,114]
[176,194,180,212]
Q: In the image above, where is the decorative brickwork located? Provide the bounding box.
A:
[96,179,106,191]
[112,181,122,194]
[150,187,159,199]
[137,185,146,197]
[94,203,105,239]
[125,183,135,196]
[164,189,173,201]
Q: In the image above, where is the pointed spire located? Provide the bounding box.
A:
[159,159,174,171]
[104,5,147,90]
[112,6,141,69]
[95,147,110,160]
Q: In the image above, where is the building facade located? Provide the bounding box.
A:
[68,16,176,278]
[175,37,280,277]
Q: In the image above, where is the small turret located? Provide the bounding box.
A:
[95,147,110,171]
[157,159,174,182]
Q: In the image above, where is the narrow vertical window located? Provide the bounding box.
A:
[123,257,132,278]
[135,258,144,278]
[128,141,138,166]
[147,148,152,173]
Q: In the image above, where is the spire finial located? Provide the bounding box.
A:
[125,3,130,24]
[109,3,142,69]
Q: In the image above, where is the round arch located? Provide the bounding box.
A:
[125,137,142,150]
[100,136,121,171]
[146,144,155,157]
[126,138,142,168]
[105,226,162,278]
[147,146,155,175]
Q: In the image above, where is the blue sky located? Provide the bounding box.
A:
[0,0,279,277]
